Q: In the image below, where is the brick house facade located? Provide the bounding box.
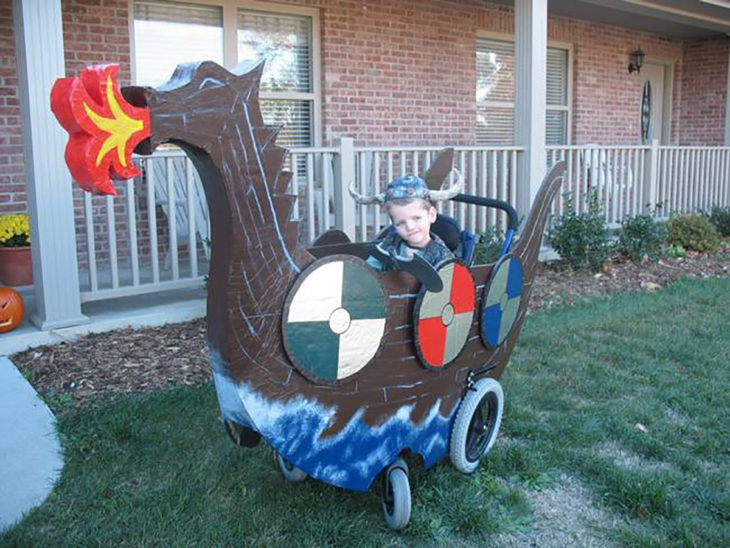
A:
[0,1,24,214]
[680,37,729,146]
[2,0,729,219]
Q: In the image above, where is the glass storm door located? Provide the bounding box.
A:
[641,63,668,144]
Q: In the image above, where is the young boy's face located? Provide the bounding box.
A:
[387,199,437,249]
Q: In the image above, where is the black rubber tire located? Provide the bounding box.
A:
[381,458,411,530]
[224,419,261,448]
[449,378,504,474]
[277,453,307,482]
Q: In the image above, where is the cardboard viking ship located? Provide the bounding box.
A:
[51,61,565,530]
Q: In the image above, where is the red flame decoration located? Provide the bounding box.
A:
[51,64,150,196]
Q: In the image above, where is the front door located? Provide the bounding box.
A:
[641,62,668,144]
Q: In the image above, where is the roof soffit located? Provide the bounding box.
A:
[488,0,730,40]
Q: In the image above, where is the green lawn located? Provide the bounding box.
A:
[2,278,728,546]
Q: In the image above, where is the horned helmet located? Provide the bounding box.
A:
[349,170,463,205]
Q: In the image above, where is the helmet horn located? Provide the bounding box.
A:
[427,168,463,202]
[348,181,385,205]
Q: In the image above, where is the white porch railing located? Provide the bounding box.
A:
[76,140,729,302]
[547,142,730,226]
[656,146,730,215]
[77,149,212,303]
[287,146,339,240]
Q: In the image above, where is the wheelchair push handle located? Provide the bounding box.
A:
[451,194,519,256]
[451,194,519,231]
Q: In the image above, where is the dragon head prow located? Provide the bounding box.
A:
[512,161,566,275]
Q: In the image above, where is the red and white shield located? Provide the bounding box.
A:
[414,260,475,368]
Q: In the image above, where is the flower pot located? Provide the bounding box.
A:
[0,246,33,286]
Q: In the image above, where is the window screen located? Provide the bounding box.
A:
[260,100,313,148]
[476,38,569,145]
[133,0,224,87]
[238,11,312,93]
[238,10,314,149]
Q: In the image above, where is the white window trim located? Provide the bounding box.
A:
[476,30,573,145]
[129,0,322,147]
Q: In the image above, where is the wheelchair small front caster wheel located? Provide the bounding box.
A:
[381,458,411,530]
[277,453,307,483]
[224,419,261,448]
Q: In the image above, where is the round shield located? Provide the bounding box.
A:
[282,255,387,383]
[414,260,476,369]
[480,254,523,349]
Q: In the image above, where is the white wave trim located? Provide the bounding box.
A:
[210,347,255,428]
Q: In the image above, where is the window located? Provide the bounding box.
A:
[133,1,320,148]
[238,10,314,149]
[133,1,224,88]
[476,37,570,145]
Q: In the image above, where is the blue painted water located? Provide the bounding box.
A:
[211,353,454,492]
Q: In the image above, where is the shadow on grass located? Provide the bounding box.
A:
[2,278,728,546]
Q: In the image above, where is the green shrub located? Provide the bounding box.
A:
[615,214,668,261]
[474,226,505,264]
[666,215,721,252]
[549,193,610,272]
[664,243,687,258]
[709,205,730,237]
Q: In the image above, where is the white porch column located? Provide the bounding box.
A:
[334,137,357,240]
[13,0,87,329]
[514,0,548,218]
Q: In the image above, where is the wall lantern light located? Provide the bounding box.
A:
[628,46,645,74]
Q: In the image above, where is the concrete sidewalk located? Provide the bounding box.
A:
[0,356,63,533]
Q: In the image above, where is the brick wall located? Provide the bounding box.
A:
[62,0,132,80]
[0,0,23,214]
[544,13,685,145]
[320,0,482,146]
[680,37,729,145]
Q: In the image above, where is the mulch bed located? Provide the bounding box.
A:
[11,249,729,412]
[529,251,728,310]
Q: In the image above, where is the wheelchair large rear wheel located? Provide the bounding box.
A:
[450,378,504,474]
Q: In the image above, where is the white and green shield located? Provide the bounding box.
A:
[283,256,387,382]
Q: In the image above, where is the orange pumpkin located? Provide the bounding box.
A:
[0,287,24,333]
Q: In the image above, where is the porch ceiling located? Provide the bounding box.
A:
[492,0,730,40]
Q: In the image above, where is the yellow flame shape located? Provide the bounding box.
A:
[83,76,144,168]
